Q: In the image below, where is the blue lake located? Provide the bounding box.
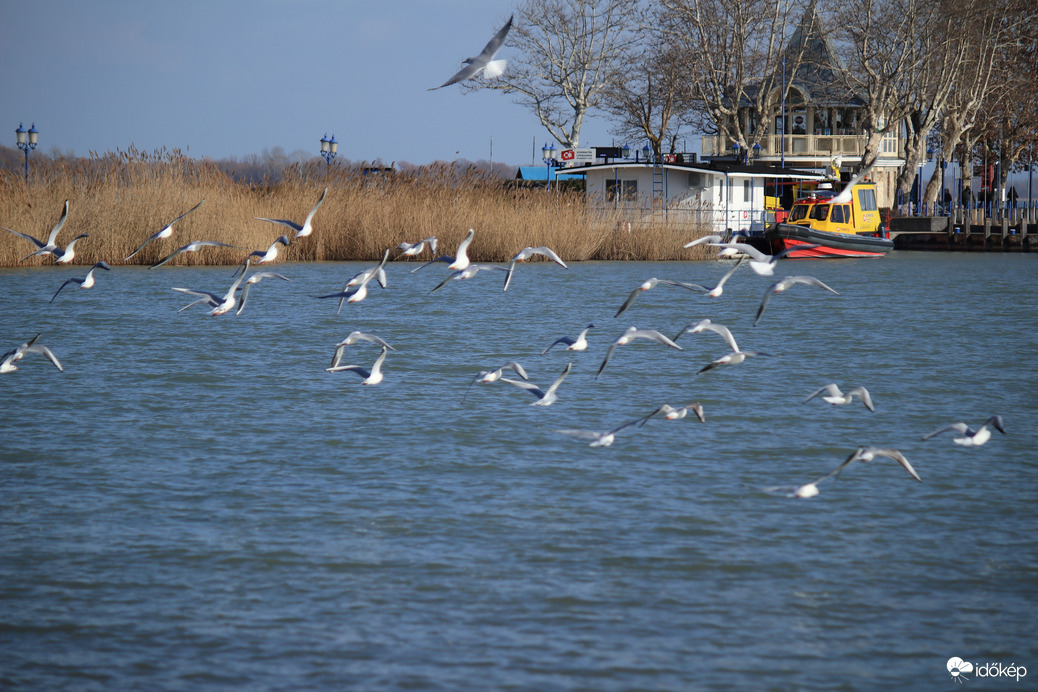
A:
[1,251,1036,690]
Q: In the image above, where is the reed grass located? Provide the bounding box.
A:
[0,148,715,268]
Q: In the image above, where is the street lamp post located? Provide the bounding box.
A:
[541,142,558,190]
[319,134,338,165]
[15,122,38,184]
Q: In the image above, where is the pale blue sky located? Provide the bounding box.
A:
[0,0,617,167]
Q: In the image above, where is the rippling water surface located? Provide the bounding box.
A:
[1,251,1036,690]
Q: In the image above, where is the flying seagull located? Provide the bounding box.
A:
[804,383,875,412]
[150,240,239,268]
[50,261,111,303]
[922,415,1006,446]
[462,361,529,402]
[706,241,818,276]
[429,263,508,293]
[638,402,706,424]
[614,277,710,318]
[396,236,438,257]
[124,199,205,260]
[673,318,740,352]
[551,415,649,448]
[255,188,328,241]
[235,270,291,316]
[1,334,64,374]
[429,15,513,90]
[411,228,476,273]
[3,199,69,261]
[328,331,397,371]
[500,361,572,406]
[502,245,568,291]
[596,327,683,379]
[542,323,595,354]
[830,161,877,205]
[327,345,389,385]
[754,275,839,326]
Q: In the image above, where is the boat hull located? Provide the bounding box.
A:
[765,223,893,258]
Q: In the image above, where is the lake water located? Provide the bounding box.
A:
[1,251,1036,690]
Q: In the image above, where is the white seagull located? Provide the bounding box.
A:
[706,241,818,276]
[502,245,568,291]
[639,402,706,424]
[500,362,572,406]
[1,334,64,374]
[922,415,1006,446]
[255,187,328,241]
[429,263,508,293]
[411,228,476,273]
[235,270,291,316]
[314,249,391,311]
[328,331,397,372]
[830,161,877,205]
[754,275,839,326]
[429,15,513,90]
[3,199,69,261]
[697,347,773,375]
[172,260,250,315]
[596,327,683,379]
[50,261,111,303]
[673,318,740,352]
[804,383,875,412]
[552,415,648,448]
[124,199,205,260]
[462,361,529,402]
[542,323,595,354]
[327,345,388,385]
[49,233,90,264]
[150,240,239,268]
[614,277,712,318]
[234,235,290,276]
[835,446,922,482]
[396,236,438,257]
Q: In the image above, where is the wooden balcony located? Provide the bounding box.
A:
[702,133,871,159]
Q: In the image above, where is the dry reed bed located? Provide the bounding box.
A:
[0,150,713,268]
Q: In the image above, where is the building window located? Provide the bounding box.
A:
[606,179,638,202]
[857,188,877,211]
[743,180,752,203]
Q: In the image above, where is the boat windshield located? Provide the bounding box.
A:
[789,205,811,222]
[809,204,831,221]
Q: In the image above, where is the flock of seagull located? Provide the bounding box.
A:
[2,182,1008,500]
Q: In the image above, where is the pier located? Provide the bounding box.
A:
[889,209,1037,252]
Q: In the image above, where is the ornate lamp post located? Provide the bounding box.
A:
[621,143,631,159]
[541,142,558,190]
[319,134,338,165]
[15,122,38,184]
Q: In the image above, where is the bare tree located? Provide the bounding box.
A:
[659,0,811,154]
[468,0,639,149]
[832,0,933,177]
[599,16,696,155]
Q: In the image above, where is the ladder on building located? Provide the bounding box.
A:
[652,161,665,206]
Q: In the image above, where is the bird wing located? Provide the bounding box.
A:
[830,161,877,205]
[804,383,841,403]
[21,343,64,371]
[542,336,576,354]
[596,342,620,379]
[410,255,455,273]
[631,329,683,350]
[303,188,328,226]
[429,16,513,90]
[921,422,970,440]
[542,362,572,398]
[3,225,47,249]
[45,200,70,246]
[848,386,875,411]
[131,199,205,258]
[499,377,547,400]
[255,217,304,233]
[49,278,82,303]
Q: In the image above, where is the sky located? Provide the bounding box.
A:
[0,0,618,168]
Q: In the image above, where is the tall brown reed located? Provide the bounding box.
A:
[0,149,715,268]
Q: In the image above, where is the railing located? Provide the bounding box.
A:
[702,134,869,158]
